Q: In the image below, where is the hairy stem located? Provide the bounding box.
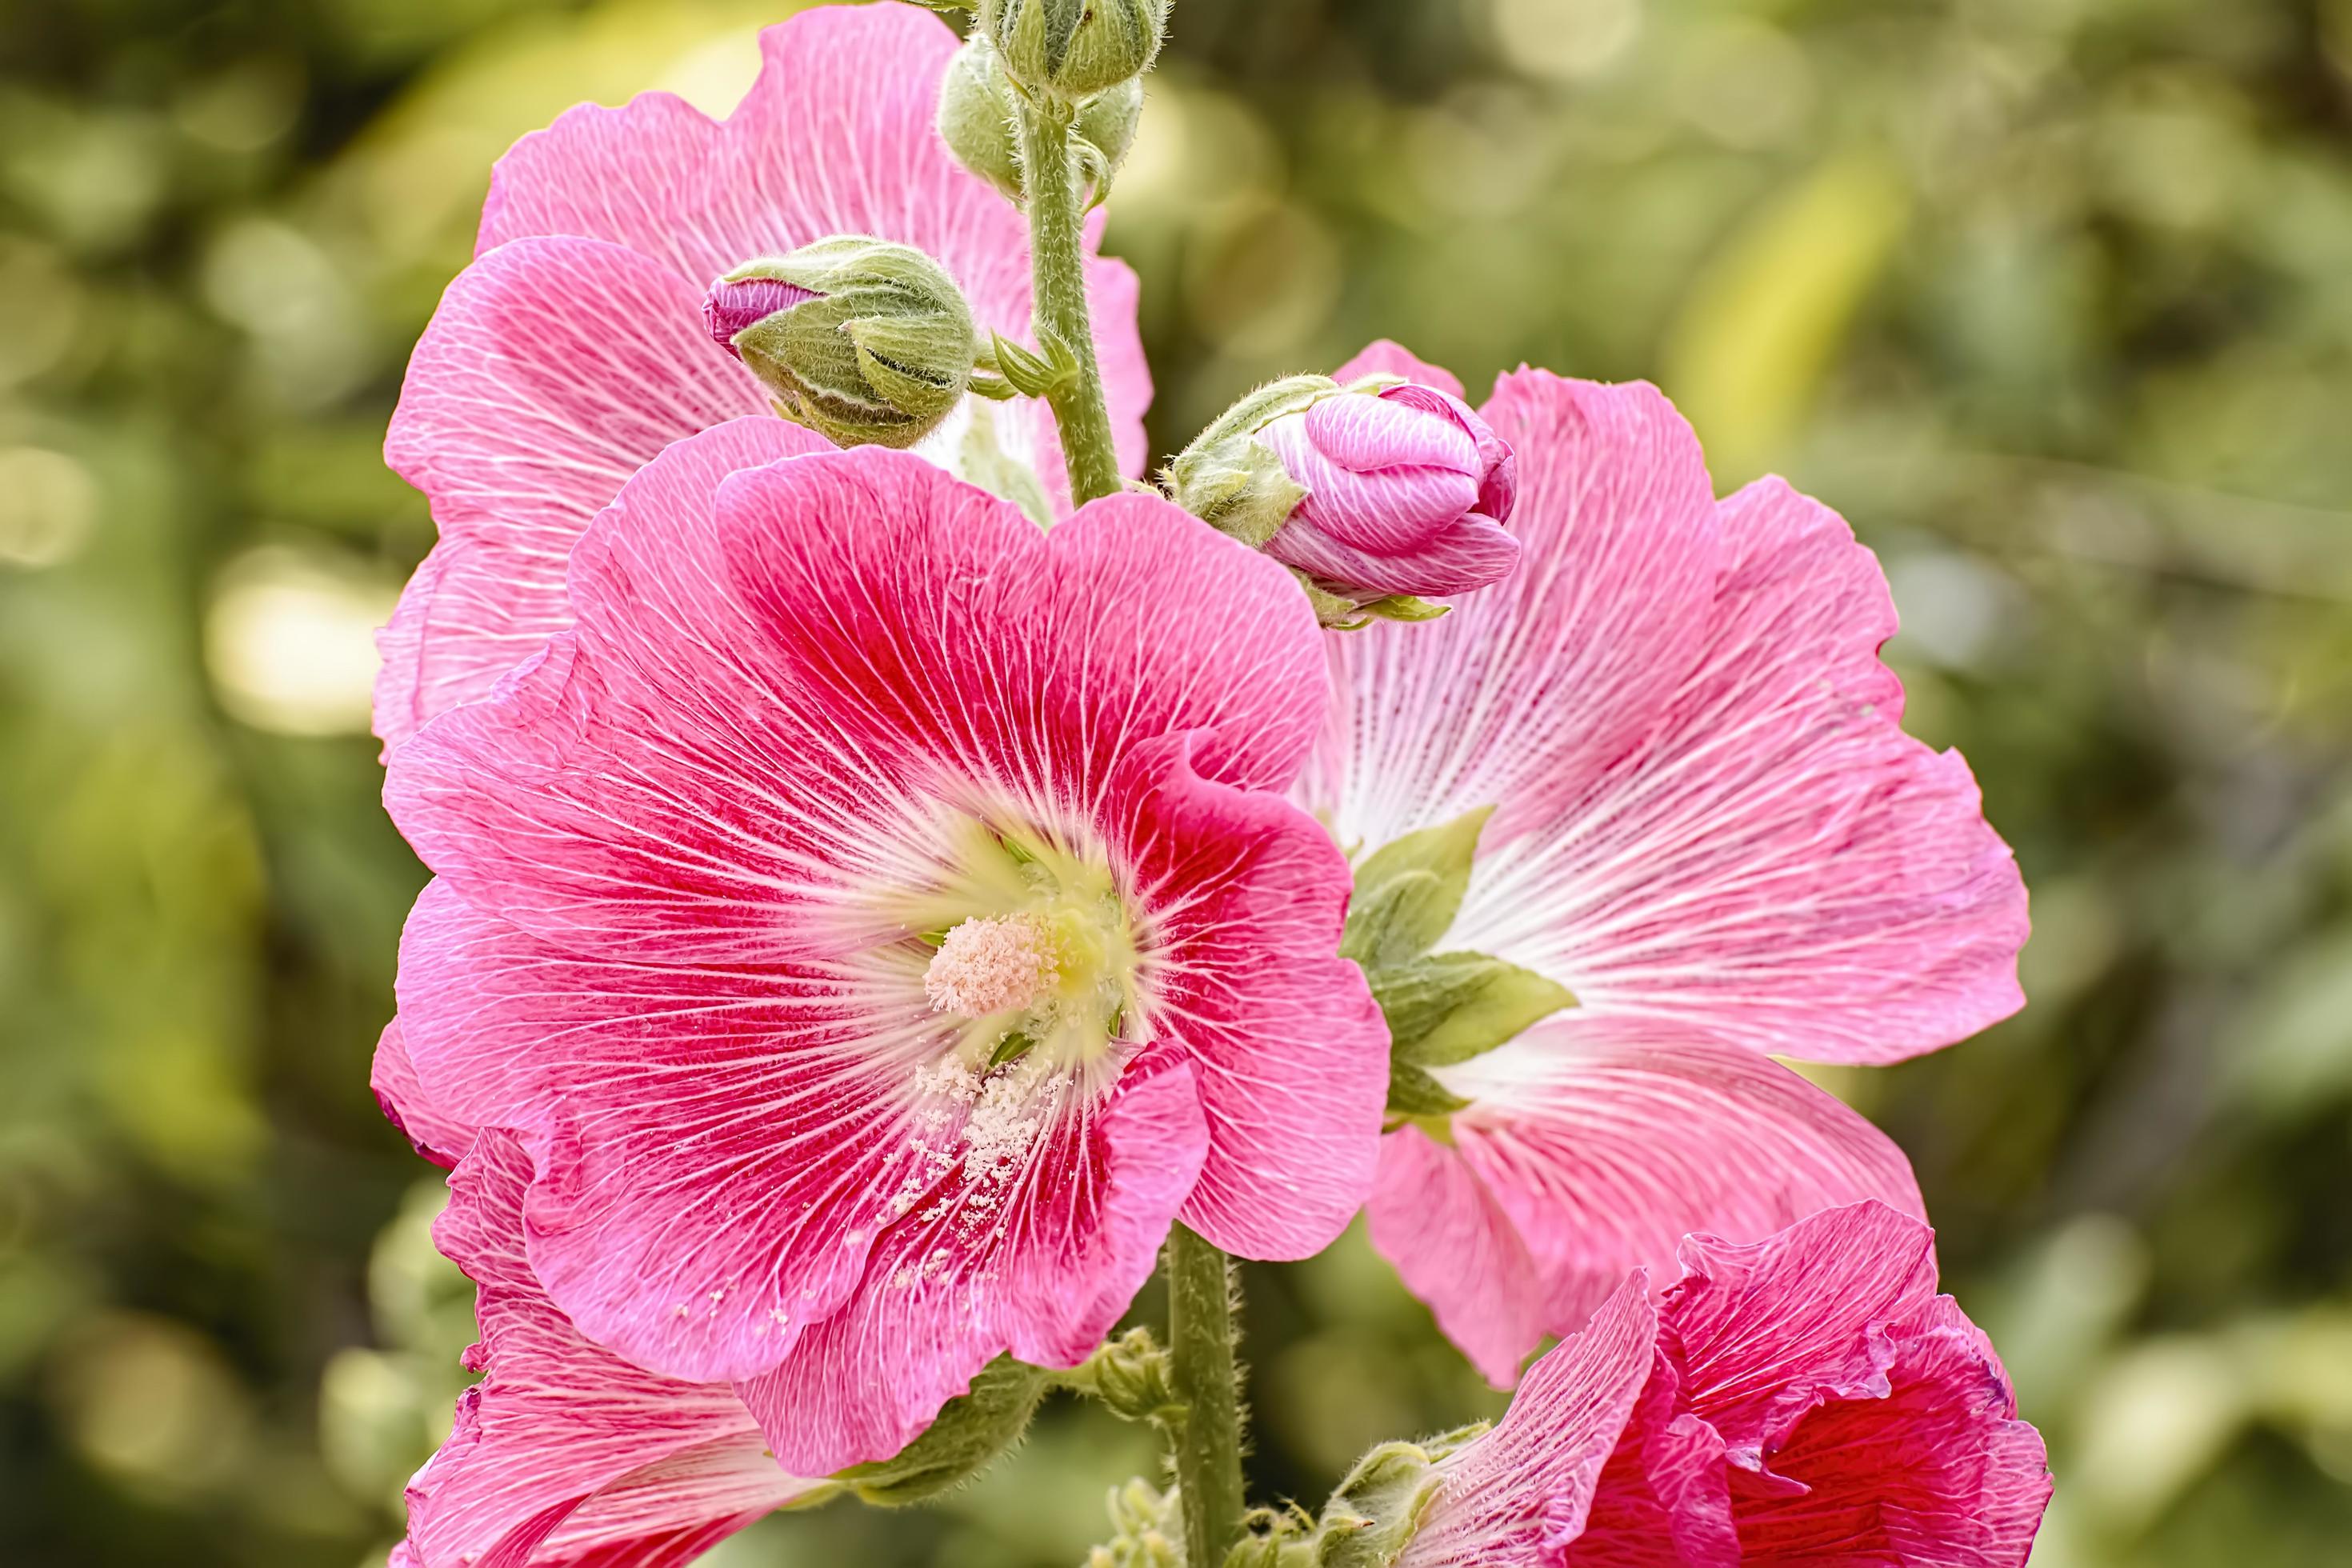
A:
[1166,1222,1245,1566]
[1016,97,1124,506]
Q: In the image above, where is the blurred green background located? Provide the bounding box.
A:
[3,0,2350,1562]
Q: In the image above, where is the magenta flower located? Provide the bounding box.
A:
[396,1130,819,1568]
[374,3,1152,754]
[1259,378,1520,598]
[1398,1203,2050,1568]
[378,428,1385,1472]
[1300,342,2029,1385]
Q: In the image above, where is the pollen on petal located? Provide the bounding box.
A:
[924,913,1062,1017]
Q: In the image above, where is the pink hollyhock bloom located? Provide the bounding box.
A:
[374,2,1151,754]
[397,1129,821,1568]
[1400,1203,2050,1567]
[1301,342,2029,1384]
[1260,380,1520,598]
[379,427,1385,1474]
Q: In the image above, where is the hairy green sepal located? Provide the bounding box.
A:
[836,1354,1049,1504]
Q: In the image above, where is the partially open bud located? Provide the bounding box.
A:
[1259,380,1519,604]
[1167,374,1522,624]
[706,236,977,450]
[940,36,1145,206]
[981,0,1167,102]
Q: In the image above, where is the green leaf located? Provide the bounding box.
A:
[1340,806,1493,965]
[1385,1061,1471,1118]
[1369,952,1576,1068]
[1357,594,1449,624]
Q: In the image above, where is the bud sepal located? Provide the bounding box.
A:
[834,1354,1050,1505]
[1338,806,1576,1128]
[706,236,978,450]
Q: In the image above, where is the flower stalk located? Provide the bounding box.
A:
[1016,92,1125,506]
[1166,1222,1246,1568]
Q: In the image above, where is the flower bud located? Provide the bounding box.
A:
[1166,374,1522,623]
[938,38,1025,200]
[940,38,1145,206]
[836,1354,1050,1504]
[982,0,1167,102]
[706,236,977,450]
[1075,1326,1182,1426]
[1086,1478,1185,1568]
[1257,380,1519,602]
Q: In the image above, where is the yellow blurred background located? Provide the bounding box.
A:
[4,1,2351,1562]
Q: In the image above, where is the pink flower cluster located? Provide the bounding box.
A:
[366,7,2045,1566]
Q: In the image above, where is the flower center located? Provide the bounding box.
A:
[892,815,1144,1084]
[924,912,1063,1018]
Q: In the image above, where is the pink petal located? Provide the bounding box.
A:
[1335,340,1468,398]
[735,1052,1206,1473]
[1266,394,1483,548]
[472,4,1148,510]
[1657,1202,1940,1466]
[371,1017,470,1169]
[1570,1348,1742,1568]
[1370,1019,1924,1386]
[1363,1127,1551,1388]
[1105,734,1385,1261]
[1648,1208,2050,1565]
[1450,477,2029,1064]
[1401,1278,1658,1568]
[1268,510,1523,599]
[1728,1294,2050,1566]
[377,237,795,752]
[401,1130,811,1568]
[395,880,931,1383]
[1302,370,1721,853]
[700,457,1331,806]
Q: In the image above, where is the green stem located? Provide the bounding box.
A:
[1166,1222,1245,1567]
[1016,96,1125,507]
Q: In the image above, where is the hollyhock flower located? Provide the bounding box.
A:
[398,1129,823,1568]
[1299,342,2029,1384]
[380,426,1385,1474]
[1397,1202,2050,1567]
[1258,380,1520,599]
[374,2,1151,754]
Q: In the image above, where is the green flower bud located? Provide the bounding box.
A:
[706,236,976,450]
[981,0,1168,102]
[1086,1478,1186,1568]
[1070,1326,1183,1426]
[835,1354,1050,1504]
[939,38,1146,206]
[938,38,1026,199]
